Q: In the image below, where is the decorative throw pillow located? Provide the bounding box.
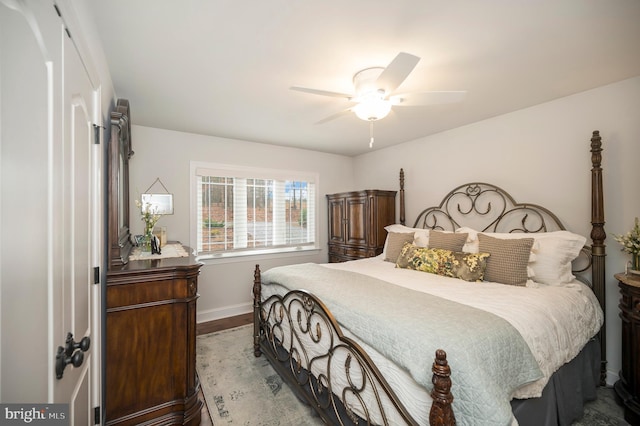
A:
[448,251,491,282]
[382,224,424,258]
[384,232,416,262]
[395,243,490,282]
[395,242,420,269]
[478,233,534,286]
[428,230,468,252]
[458,227,586,285]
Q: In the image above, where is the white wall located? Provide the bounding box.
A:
[128,126,354,321]
[352,76,640,383]
[129,76,638,383]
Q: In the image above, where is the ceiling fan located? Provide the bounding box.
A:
[290,52,467,126]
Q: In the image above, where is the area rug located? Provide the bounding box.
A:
[196,324,324,425]
[196,324,628,426]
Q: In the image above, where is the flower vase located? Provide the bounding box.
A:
[140,233,152,253]
[141,223,154,253]
[633,253,640,272]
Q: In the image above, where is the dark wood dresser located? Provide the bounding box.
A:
[614,272,640,425]
[327,190,396,262]
[105,249,203,425]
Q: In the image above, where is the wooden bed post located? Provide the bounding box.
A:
[253,264,262,357]
[400,168,406,226]
[590,130,607,385]
[430,349,456,425]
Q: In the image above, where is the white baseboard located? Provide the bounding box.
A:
[197,302,252,324]
[606,370,619,387]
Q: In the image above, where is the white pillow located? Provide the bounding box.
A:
[525,231,586,285]
[384,225,457,248]
[384,224,422,233]
[412,228,461,248]
[456,226,586,285]
[413,229,430,247]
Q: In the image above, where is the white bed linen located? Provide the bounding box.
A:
[325,255,604,398]
[260,255,603,425]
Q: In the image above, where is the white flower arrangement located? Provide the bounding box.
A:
[135,199,161,237]
[613,217,640,255]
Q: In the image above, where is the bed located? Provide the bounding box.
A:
[252,131,607,426]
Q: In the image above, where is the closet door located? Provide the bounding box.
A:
[54,20,99,425]
[0,1,101,422]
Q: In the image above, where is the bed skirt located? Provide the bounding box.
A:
[511,337,601,426]
[262,335,600,425]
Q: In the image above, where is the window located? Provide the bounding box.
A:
[191,162,318,258]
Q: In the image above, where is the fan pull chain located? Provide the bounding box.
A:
[369,120,374,148]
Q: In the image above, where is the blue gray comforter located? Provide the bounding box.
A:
[262,263,542,426]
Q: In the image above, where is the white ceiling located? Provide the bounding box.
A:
[87,0,640,157]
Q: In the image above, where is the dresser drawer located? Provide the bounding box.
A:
[345,247,367,257]
[328,244,345,255]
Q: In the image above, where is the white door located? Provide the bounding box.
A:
[53,20,99,425]
[0,1,101,423]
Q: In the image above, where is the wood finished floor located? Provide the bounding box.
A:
[197,312,253,425]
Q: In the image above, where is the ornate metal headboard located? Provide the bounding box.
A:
[411,182,566,234]
[408,180,591,276]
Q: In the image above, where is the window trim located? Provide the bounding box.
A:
[190,161,320,259]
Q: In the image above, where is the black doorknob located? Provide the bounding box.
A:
[64,332,90,356]
[55,332,90,379]
[55,346,84,379]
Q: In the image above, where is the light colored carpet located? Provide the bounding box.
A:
[196,324,324,425]
[572,386,628,426]
[196,324,628,425]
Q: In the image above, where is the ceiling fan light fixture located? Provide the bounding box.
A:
[353,96,392,121]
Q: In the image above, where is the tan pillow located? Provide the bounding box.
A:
[428,230,468,252]
[384,232,416,262]
[478,233,533,286]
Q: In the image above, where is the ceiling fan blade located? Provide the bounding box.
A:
[390,91,467,106]
[290,86,353,100]
[375,52,420,95]
[315,108,353,124]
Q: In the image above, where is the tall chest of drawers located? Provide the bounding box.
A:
[105,251,202,425]
[327,190,396,262]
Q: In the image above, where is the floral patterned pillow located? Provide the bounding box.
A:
[395,242,490,282]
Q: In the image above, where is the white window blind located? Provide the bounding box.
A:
[191,163,318,258]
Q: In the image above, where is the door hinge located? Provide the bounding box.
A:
[94,406,100,424]
[52,4,71,38]
[93,124,103,145]
[93,267,100,285]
